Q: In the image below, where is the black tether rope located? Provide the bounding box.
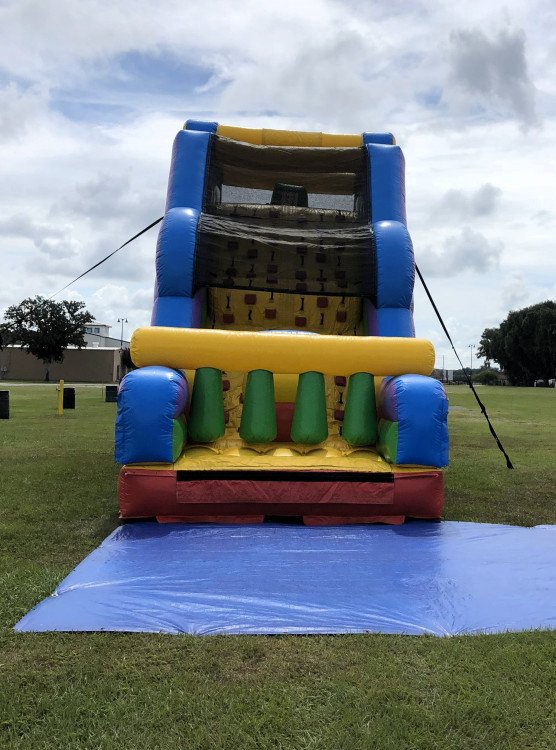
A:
[49,216,164,299]
[415,264,514,469]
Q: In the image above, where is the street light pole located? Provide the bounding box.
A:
[468,344,474,372]
[118,318,128,348]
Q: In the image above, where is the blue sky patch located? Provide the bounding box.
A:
[50,50,218,124]
[417,86,443,108]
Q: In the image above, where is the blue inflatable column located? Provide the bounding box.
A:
[364,141,415,338]
[151,128,213,328]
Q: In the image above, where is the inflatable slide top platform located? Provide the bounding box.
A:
[115,121,449,525]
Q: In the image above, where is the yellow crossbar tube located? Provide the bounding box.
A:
[216,125,364,148]
[131,328,435,377]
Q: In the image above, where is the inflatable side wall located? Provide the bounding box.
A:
[115,121,449,525]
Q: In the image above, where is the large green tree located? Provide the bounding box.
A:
[2,296,94,381]
[477,301,556,385]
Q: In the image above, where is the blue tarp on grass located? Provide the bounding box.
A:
[15,521,556,636]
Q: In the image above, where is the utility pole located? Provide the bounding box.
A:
[468,344,474,372]
[118,318,128,348]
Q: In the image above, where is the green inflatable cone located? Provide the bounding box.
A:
[290,371,328,445]
[240,369,277,443]
[188,367,225,443]
[342,372,377,446]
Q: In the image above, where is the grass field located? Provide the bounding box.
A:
[1,384,555,749]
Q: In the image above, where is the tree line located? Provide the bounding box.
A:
[478,301,556,386]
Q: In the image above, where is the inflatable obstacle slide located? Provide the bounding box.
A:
[115,121,449,524]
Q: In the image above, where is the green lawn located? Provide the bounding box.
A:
[1,384,555,749]
[443,385,556,526]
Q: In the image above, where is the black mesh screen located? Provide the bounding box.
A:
[195,213,375,299]
[212,203,361,227]
[205,136,369,218]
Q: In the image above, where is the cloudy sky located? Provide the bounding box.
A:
[1,0,554,368]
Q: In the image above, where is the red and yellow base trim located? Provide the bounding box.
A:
[119,467,443,525]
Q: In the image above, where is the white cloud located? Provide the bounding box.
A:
[432,183,502,222]
[502,272,529,309]
[88,283,153,334]
[0,213,81,258]
[0,82,48,141]
[446,26,538,129]
[418,227,503,277]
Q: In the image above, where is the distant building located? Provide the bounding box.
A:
[84,321,130,348]
[0,345,124,382]
[0,319,132,382]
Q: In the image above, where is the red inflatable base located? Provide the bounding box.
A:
[118,468,444,525]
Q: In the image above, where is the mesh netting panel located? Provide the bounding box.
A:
[205,136,369,218]
[213,203,360,226]
[196,213,375,299]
